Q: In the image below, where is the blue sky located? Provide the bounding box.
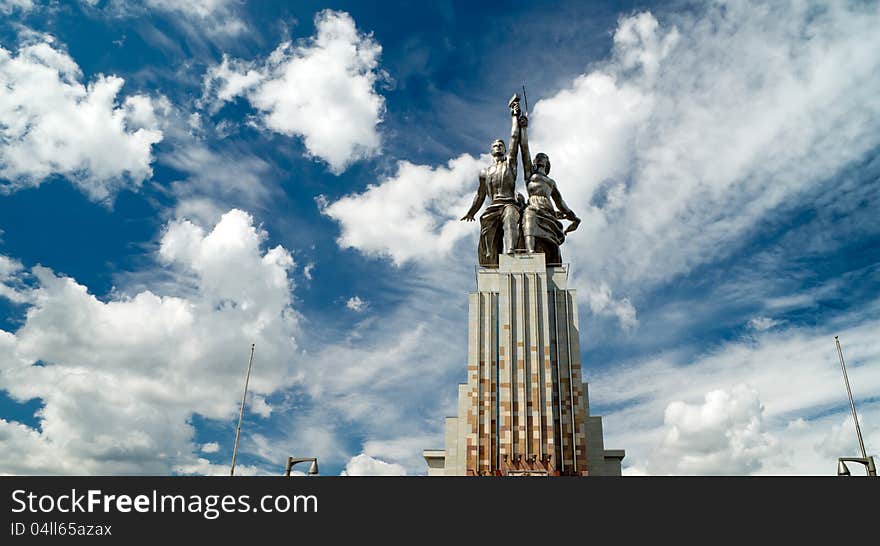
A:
[0,0,879,476]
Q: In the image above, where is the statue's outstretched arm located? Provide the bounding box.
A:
[461,171,487,221]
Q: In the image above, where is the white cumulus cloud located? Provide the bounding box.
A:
[249,394,272,418]
[0,34,164,201]
[321,154,485,265]
[748,317,781,331]
[345,296,367,312]
[0,255,29,304]
[340,453,407,476]
[0,209,300,474]
[646,385,776,475]
[583,281,638,330]
[201,10,385,173]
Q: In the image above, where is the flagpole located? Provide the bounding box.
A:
[835,336,868,459]
[230,343,256,476]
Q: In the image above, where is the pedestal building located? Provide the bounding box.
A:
[423,253,624,476]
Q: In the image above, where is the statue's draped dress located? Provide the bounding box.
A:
[522,173,565,264]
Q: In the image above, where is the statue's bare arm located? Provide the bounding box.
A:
[550,180,573,218]
[518,114,532,179]
[461,170,488,221]
[550,178,580,232]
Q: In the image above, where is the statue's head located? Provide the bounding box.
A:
[533,152,551,175]
[490,139,506,158]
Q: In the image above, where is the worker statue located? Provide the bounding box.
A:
[461,92,579,266]
[460,95,527,267]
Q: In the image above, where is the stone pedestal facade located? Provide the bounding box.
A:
[424,253,624,476]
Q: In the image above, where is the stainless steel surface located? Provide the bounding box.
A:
[461,92,580,265]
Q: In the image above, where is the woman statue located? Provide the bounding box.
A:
[517,115,580,265]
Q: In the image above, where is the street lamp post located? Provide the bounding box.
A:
[837,456,877,477]
[285,457,319,476]
[834,336,876,477]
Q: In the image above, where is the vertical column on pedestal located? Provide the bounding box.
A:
[514,272,526,461]
[466,292,480,474]
[491,292,498,472]
[481,291,494,473]
[456,383,468,475]
[477,293,483,473]
[526,272,541,459]
[565,289,588,475]
[553,288,571,472]
[554,289,588,475]
[498,271,512,464]
[561,289,573,473]
[547,282,565,472]
[478,292,486,472]
[538,272,556,465]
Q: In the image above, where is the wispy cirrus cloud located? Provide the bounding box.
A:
[82,0,247,36]
[0,0,32,14]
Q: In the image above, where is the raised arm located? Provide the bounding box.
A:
[461,170,488,221]
[506,103,521,179]
[518,114,532,179]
